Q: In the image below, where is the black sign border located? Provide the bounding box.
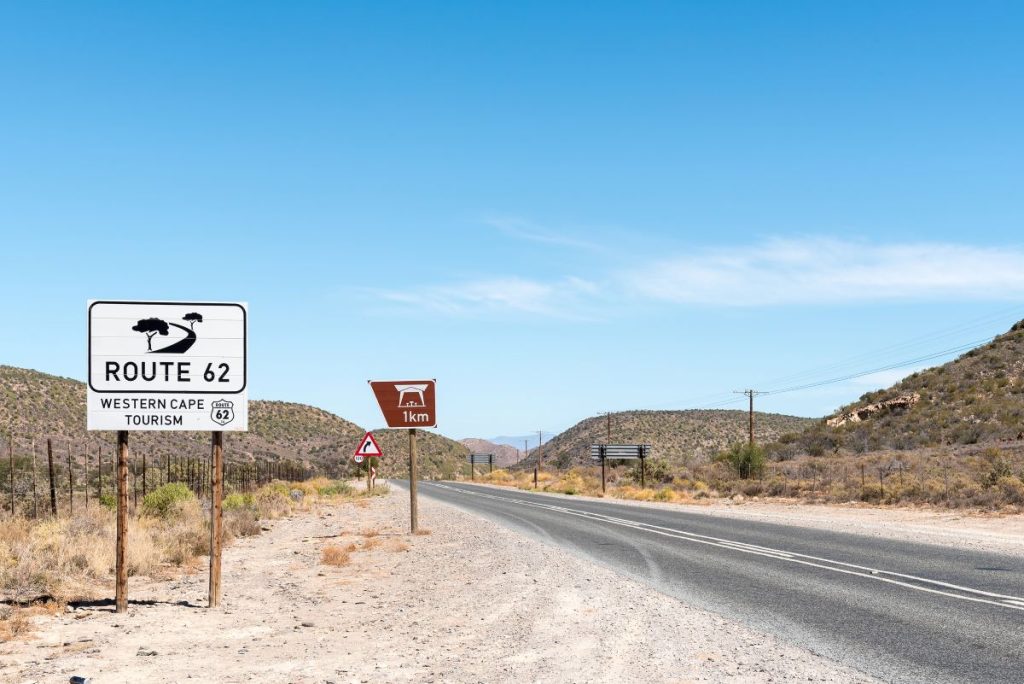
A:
[88,300,247,395]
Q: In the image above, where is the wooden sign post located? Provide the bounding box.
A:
[116,430,129,613]
[209,431,224,608]
[368,380,435,535]
[409,428,418,533]
[87,300,249,614]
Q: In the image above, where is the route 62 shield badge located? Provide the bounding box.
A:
[211,399,235,426]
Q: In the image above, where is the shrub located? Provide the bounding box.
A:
[141,483,195,518]
[317,481,355,497]
[98,494,116,510]
[717,443,766,479]
[629,458,671,485]
[223,492,255,510]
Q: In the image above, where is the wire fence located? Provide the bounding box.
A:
[1,434,322,519]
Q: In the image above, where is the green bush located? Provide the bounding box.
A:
[98,493,117,510]
[317,481,355,497]
[142,482,195,518]
[717,443,766,479]
[223,492,255,510]
[629,458,671,485]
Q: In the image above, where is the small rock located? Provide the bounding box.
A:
[136,648,158,657]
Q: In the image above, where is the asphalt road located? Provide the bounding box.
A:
[405,480,1024,684]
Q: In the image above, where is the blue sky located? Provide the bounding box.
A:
[2,2,1023,441]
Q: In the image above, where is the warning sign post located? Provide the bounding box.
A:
[354,432,383,492]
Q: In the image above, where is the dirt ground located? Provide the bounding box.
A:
[1,489,877,683]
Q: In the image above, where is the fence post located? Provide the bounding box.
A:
[67,442,73,516]
[8,432,14,515]
[47,439,57,516]
[31,438,38,518]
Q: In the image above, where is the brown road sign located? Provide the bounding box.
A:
[369,380,436,428]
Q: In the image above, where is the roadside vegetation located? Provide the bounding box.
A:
[0,477,386,638]
[472,441,1024,512]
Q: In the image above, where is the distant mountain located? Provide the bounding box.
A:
[0,366,467,480]
[521,409,816,469]
[460,438,521,467]
[489,435,542,450]
[777,320,1024,456]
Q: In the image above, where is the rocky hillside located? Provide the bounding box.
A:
[460,439,521,467]
[0,366,468,480]
[522,410,816,469]
[777,320,1024,457]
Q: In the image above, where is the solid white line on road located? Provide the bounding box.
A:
[424,482,1024,613]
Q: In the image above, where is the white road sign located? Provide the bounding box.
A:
[87,300,248,431]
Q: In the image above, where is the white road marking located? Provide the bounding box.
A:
[424,482,1024,614]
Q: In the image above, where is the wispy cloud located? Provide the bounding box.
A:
[484,216,605,252]
[369,236,1024,318]
[622,237,1024,306]
[373,276,601,319]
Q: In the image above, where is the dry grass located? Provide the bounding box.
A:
[320,545,351,566]
[413,529,432,536]
[361,538,382,551]
[358,527,380,538]
[478,450,1024,513]
[1,477,371,611]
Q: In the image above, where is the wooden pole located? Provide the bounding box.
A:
[640,456,646,489]
[366,457,372,492]
[8,433,14,516]
[67,442,73,516]
[116,431,129,613]
[601,455,606,494]
[47,439,57,516]
[142,453,147,498]
[98,447,103,499]
[31,438,38,518]
[209,431,224,608]
[408,428,418,533]
[533,466,538,488]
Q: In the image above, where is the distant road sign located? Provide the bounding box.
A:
[590,444,651,460]
[87,301,248,431]
[369,379,436,428]
[354,454,365,464]
[355,432,383,459]
[468,453,494,464]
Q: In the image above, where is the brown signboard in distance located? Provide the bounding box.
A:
[369,380,437,428]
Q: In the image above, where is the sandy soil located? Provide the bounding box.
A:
[1,489,876,684]
[466,482,1024,557]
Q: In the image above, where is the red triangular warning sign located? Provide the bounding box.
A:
[354,431,383,458]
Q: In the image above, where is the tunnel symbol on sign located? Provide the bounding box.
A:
[395,384,428,408]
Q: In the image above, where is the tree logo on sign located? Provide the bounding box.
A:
[132,313,202,354]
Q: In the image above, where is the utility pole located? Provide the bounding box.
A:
[733,390,765,445]
[602,412,612,442]
[537,431,544,471]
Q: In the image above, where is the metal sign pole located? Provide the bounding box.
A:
[601,449,606,494]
